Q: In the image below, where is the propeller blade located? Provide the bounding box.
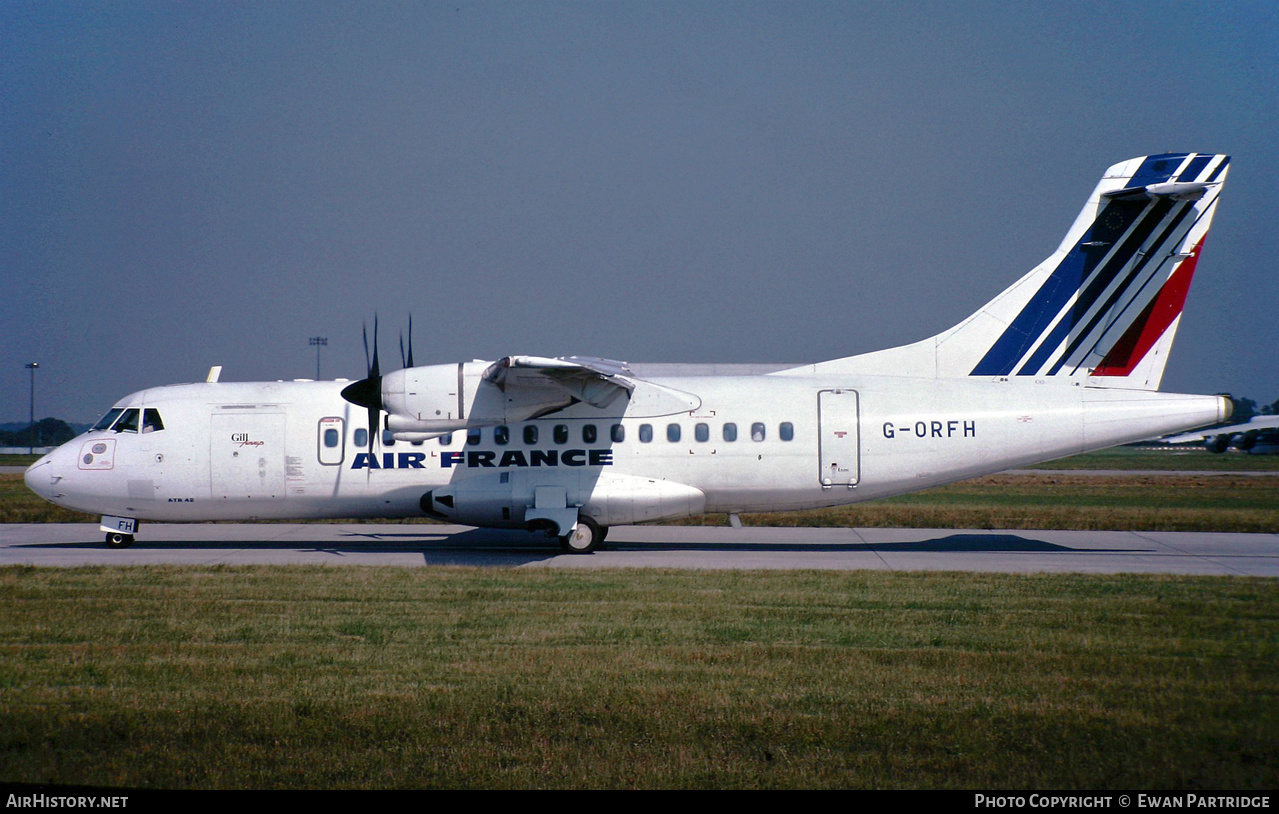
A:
[368,315,380,450]
[397,314,416,370]
[406,314,414,369]
[340,316,383,453]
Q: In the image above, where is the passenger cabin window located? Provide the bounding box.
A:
[695,423,709,442]
[582,424,597,443]
[354,428,368,448]
[317,417,345,466]
[382,429,396,446]
[611,424,625,443]
[494,426,510,445]
[751,423,766,442]
[554,425,569,444]
[780,422,794,441]
[467,428,482,446]
[438,433,453,446]
[667,423,681,443]
[639,424,653,443]
[524,425,538,445]
[723,422,738,442]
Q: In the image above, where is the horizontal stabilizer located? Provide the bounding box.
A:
[1102,180,1214,202]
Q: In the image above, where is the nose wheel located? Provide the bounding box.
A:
[559,516,606,554]
[105,532,134,549]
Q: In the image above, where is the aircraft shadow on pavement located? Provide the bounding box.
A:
[17,528,567,566]
[606,533,1147,554]
[18,530,1149,562]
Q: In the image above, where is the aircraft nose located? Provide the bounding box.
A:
[23,442,110,515]
[24,455,56,500]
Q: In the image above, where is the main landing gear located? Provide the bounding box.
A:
[559,516,608,554]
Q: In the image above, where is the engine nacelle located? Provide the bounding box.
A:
[383,362,572,435]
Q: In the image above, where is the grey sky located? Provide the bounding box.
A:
[3,1,1276,424]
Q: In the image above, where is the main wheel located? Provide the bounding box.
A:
[105,532,134,549]
[560,516,603,554]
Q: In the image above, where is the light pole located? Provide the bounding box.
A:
[309,336,327,380]
[25,362,39,454]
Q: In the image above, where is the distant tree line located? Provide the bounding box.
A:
[0,418,78,448]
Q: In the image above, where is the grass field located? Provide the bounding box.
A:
[690,472,1279,533]
[1,566,1275,789]
[5,447,1275,788]
[1028,446,1279,471]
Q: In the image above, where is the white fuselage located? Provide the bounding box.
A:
[24,372,1229,529]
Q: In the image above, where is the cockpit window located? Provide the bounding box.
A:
[92,408,124,431]
[142,409,164,433]
[113,409,140,433]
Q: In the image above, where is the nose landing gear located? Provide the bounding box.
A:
[105,532,134,548]
[100,516,137,549]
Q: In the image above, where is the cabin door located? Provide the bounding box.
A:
[818,389,860,486]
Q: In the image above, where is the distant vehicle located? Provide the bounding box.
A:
[27,153,1235,551]
[1164,416,1279,454]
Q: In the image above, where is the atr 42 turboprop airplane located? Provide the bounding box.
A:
[26,153,1236,553]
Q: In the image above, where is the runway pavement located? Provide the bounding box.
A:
[1,522,1276,575]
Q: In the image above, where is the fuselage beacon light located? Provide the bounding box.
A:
[26,154,1235,553]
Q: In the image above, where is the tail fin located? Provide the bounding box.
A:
[796,153,1229,390]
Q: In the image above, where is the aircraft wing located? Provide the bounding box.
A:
[483,355,636,409]
[1163,415,1279,443]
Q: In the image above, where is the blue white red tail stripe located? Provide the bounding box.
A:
[967,153,1227,385]
[1092,236,1205,377]
[1046,203,1195,375]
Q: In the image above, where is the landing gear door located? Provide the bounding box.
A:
[818,389,860,486]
